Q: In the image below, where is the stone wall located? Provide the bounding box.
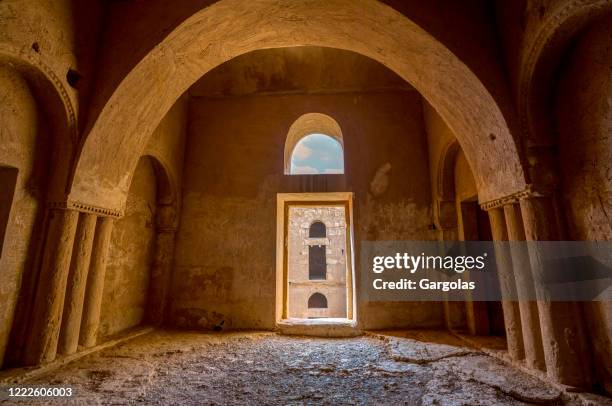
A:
[556,15,612,394]
[287,206,347,319]
[454,150,478,203]
[98,97,188,339]
[0,0,106,127]
[0,67,49,367]
[99,157,157,337]
[171,89,437,331]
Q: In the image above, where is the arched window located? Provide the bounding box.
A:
[290,134,343,175]
[309,221,326,238]
[308,293,328,308]
[308,245,326,280]
[284,113,344,175]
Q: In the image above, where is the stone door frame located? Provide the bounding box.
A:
[276,192,356,325]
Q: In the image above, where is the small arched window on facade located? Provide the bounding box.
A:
[284,113,344,175]
[308,293,328,308]
[309,221,326,238]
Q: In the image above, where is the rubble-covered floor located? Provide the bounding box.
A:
[4,330,601,405]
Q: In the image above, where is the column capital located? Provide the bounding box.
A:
[479,184,555,211]
[47,200,122,218]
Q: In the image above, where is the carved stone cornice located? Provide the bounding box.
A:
[47,201,122,218]
[479,184,553,211]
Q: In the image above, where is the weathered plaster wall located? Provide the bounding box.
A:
[0,67,49,367]
[171,89,437,331]
[454,151,478,202]
[98,97,187,338]
[422,101,467,329]
[70,0,527,212]
[190,47,410,98]
[142,95,188,207]
[495,0,612,161]
[495,0,612,99]
[0,0,106,128]
[86,0,515,135]
[557,17,612,241]
[423,100,460,234]
[99,157,157,337]
[556,15,612,394]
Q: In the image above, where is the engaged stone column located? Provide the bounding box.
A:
[503,203,546,371]
[24,208,79,365]
[57,213,97,355]
[146,230,176,325]
[80,217,114,348]
[488,208,525,361]
[435,200,463,330]
[520,196,592,388]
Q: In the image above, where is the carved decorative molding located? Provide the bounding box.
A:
[479,184,552,211]
[47,201,122,218]
[0,44,78,142]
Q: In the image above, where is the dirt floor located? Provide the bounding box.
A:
[1,330,606,405]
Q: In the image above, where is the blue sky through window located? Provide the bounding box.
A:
[290,133,344,174]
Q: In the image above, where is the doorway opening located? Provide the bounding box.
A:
[0,167,18,259]
[276,193,355,327]
[459,198,505,337]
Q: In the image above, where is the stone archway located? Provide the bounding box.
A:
[434,140,461,231]
[68,0,527,213]
[518,1,612,142]
[284,113,344,175]
[0,52,77,368]
[517,0,612,186]
[0,48,77,202]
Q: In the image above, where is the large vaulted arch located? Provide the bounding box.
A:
[518,0,612,148]
[69,0,527,213]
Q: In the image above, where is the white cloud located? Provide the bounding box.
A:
[292,143,312,161]
[289,134,344,174]
[291,165,320,174]
[319,152,332,161]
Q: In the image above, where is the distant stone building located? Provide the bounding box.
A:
[287,206,347,318]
